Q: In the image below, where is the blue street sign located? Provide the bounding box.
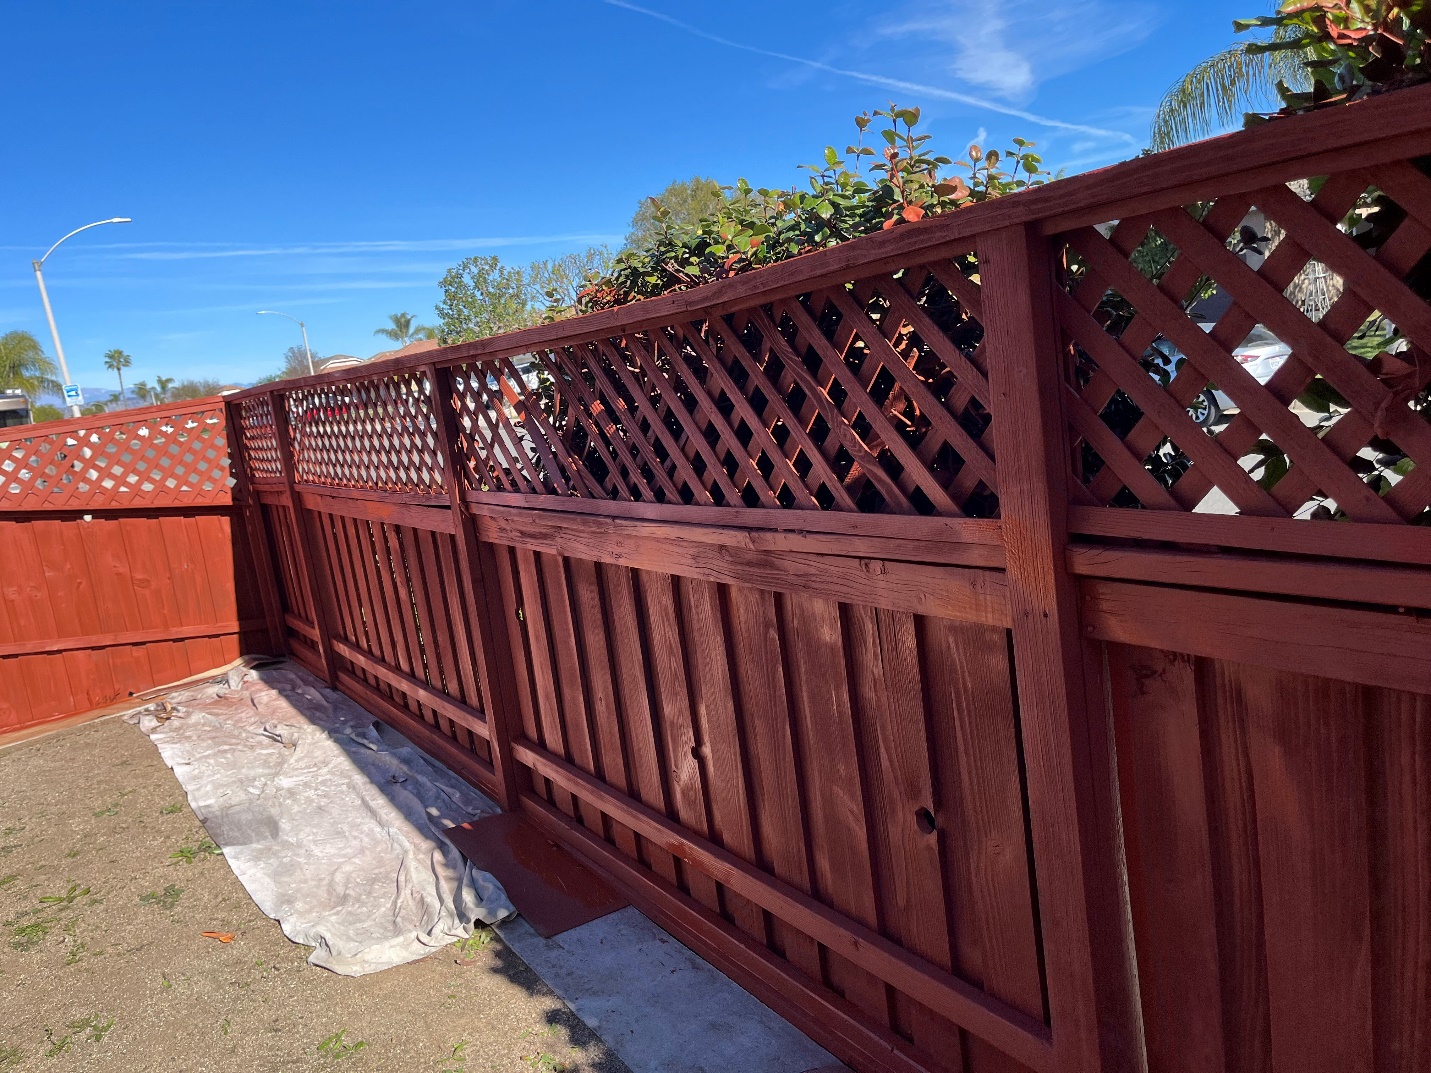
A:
[63,384,83,406]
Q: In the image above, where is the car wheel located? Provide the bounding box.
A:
[1188,389,1222,428]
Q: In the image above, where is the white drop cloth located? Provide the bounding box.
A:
[126,660,514,975]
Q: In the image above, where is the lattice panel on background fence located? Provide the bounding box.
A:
[1057,159,1431,524]
[237,394,283,482]
[285,371,444,495]
[446,253,998,516]
[0,402,232,510]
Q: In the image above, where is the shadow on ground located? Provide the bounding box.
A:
[0,715,630,1073]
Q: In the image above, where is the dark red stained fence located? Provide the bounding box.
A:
[228,84,1429,1073]
[0,399,276,734]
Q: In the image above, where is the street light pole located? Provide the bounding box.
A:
[33,218,132,416]
[256,310,315,377]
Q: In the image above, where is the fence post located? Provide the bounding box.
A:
[979,223,1142,1073]
[223,396,288,658]
[424,362,525,811]
[268,390,340,686]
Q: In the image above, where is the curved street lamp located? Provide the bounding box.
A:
[33,217,133,416]
[256,310,315,377]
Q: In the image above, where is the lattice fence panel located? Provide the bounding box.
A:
[237,394,283,482]
[285,371,444,495]
[446,253,997,516]
[1056,158,1431,524]
[0,402,232,510]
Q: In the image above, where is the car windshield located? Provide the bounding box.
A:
[1241,326,1280,347]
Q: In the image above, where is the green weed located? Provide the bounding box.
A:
[39,883,90,905]
[64,941,90,966]
[170,838,222,864]
[160,803,184,815]
[454,926,492,958]
[521,1053,569,1072]
[317,1029,368,1060]
[220,1018,231,1037]
[138,884,184,910]
[43,1014,113,1056]
[0,875,17,888]
[9,918,50,952]
[0,1043,22,1068]
[93,805,119,817]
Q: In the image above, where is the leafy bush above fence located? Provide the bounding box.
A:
[578,107,1051,312]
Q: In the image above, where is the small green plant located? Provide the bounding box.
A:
[10,918,50,952]
[454,927,492,958]
[521,1052,569,1072]
[440,1039,468,1073]
[160,802,184,815]
[0,1043,22,1068]
[170,838,222,864]
[139,884,184,910]
[0,875,17,888]
[64,940,92,966]
[160,973,173,990]
[317,1029,368,1060]
[220,1018,231,1037]
[93,805,119,817]
[42,1014,112,1057]
[39,883,90,906]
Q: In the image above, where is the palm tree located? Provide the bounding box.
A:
[132,380,154,406]
[1150,10,1313,150]
[374,312,437,347]
[155,376,175,402]
[103,349,133,406]
[0,330,61,405]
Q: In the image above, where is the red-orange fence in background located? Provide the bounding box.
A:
[0,399,275,734]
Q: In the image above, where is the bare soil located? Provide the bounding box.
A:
[0,715,630,1073]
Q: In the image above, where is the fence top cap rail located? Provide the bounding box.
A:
[0,395,228,442]
[229,82,1431,403]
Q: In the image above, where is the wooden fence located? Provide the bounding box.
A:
[0,82,1418,1073]
[0,399,273,735]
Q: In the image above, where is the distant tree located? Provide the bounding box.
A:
[103,349,133,406]
[154,375,176,401]
[374,312,438,347]
[257,345,322,384]
[80,401,107,416]
[169,378,224,401]
[626,177,729,250]
[0,330,60,403]
[131,380,156,406]
[30,403,64,423]
[528,246,614,316]
[435,256,537,344]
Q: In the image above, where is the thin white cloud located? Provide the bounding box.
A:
[881,0,1159,103]
[116,233,622,261]
[601,0,1137,145]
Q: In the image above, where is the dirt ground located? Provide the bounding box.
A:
[0,715,631,1073]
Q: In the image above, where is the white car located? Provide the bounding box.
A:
[1148,322,1291,427]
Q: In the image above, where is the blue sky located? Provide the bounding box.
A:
[2,0,1261,391]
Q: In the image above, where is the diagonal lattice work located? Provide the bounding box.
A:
[285,370,444,495]
[237,393,283,482]
[1057,158,1431,524]
[0,402,232,510]
[446,253,997,516]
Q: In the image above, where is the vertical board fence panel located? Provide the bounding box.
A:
[0,398,273,735]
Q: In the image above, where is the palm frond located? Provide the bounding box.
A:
[1150,30,1315,150]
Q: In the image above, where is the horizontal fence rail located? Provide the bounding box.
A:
[0,398,276,734]
[57,84,1431,1073]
